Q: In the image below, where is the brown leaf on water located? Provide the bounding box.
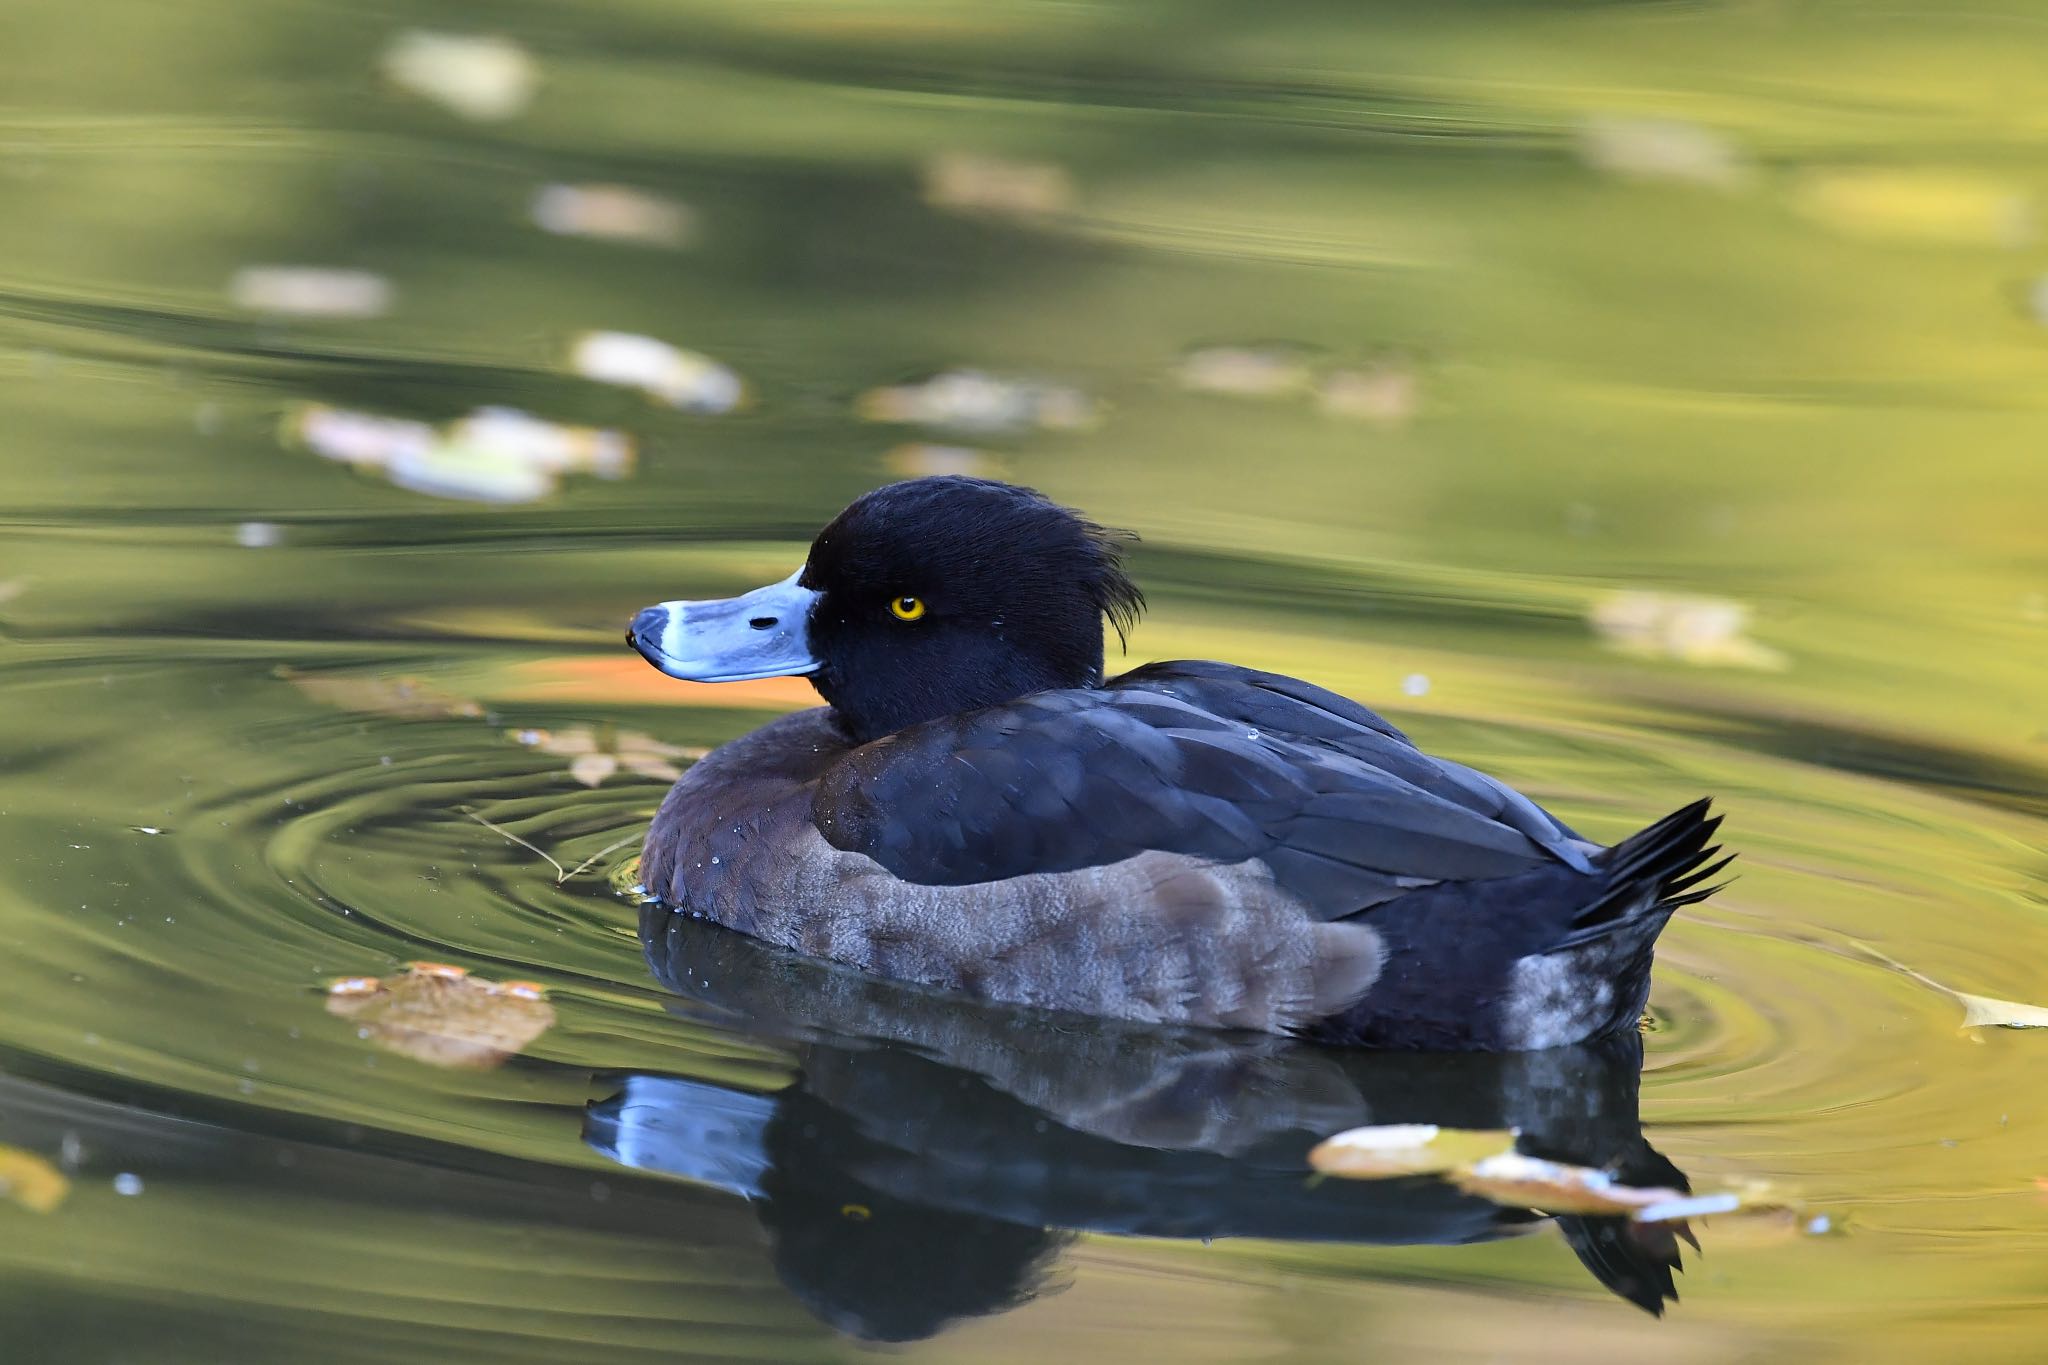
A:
[1309,1124,1518,1179]
[280,667,484,720]
[327,964,555,1069]
[0,1145,69,1213]
[1450,1152,1690,1217]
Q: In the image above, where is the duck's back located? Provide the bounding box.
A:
[641,661,1721,1045]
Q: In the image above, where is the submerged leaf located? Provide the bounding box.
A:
[1309,1124,1518,1179]
[280,667,484,721]
[326,965,556,1069]
[0,1145,69,1213]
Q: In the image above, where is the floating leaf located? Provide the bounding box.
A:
[1310,1124,1518,1179]
[1588,590,1787,670]
[511,724,701,785]
[1176,345,1316,399]
[923,152,1074,221]
[1317,359,1419,426]
[230,267,392,319]
[283,403,632,504]
[531,183,693,247]
[326,964,556,1069]
[381,31,538,122]
[567,332,746,413]
[0,1145,69,1213]
[857,370,1097,434]
[280,667,484,721]
[1451,1153,1690,1217]
[570,752,619,787]
[446,407,633,478]
[1852,940,2048,1031]
[1576,116,1751,190]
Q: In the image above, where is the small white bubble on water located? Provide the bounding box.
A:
[1401,673,1431,697]
[234,521,282,548]
[112,1173,143,1196]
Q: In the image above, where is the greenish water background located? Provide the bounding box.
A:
[2,1,2046,1360]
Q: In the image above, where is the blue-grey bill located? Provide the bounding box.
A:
[628,568,821,683]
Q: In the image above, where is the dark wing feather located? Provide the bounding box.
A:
[814,661,1582,918]
[1117,661,1591,870]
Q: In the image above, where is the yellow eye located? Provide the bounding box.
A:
[888,595,927,621]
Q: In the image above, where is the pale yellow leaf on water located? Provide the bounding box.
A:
[1956,993,2048,1029]
[327,966,555,1069]
[856,370,1098,434]
[512,725,697,785]
[1176,346,1316,399]
[531,183,693,247]
[1317,360,1419,426]
[570,752,619,787]
[1588,590,1787,670]
[923,152,1074,220]
[567,332,746,413]
[0,1145,70,1213]
[1788,169,2033,247]
[381,31,538,122]
[1576,116,1751,189]
[283,403,630,504]
[1309,1124,1518,1179]
[1450,1152,1689,1216]
[1849,940,2048,1031]
[230,266,392,318]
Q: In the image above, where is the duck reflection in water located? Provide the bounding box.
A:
[588,907,1696,1343]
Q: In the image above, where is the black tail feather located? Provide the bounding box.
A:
[1564,799,1729,942]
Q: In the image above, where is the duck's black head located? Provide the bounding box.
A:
[628,477,1143,742]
